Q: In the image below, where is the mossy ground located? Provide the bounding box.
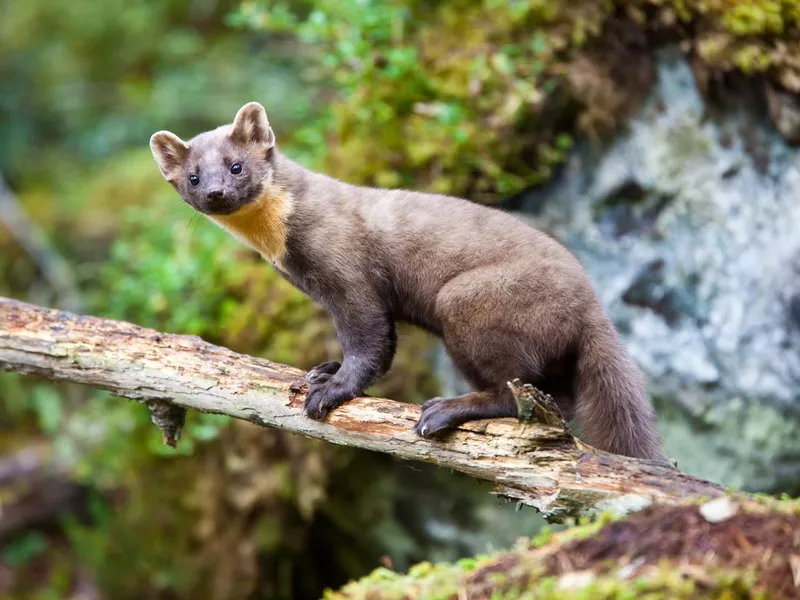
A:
[327,495,800,600]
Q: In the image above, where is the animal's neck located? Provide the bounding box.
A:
[209,184,293,267]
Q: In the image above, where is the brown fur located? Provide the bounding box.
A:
[150,102,664,460]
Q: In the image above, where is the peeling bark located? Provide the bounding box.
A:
[0,297,725,520]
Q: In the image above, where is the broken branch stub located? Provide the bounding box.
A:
[147,400,187,448]
[509,378,569,429]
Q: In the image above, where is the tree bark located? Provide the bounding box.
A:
[0,296,724,520]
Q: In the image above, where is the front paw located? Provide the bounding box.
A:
[414,397,457,439]
[305,360,342,383]
[304,379,354,420]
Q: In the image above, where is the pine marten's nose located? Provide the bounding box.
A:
[207,189,224,200]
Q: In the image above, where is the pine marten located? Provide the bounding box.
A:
[149,101,663,460]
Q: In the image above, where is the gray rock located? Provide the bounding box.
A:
[437,47,800,494]
[766,83,800,144]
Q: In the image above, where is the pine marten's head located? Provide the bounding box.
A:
[149,102,276,216]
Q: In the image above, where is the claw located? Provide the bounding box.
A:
[303,377,354,421]
[305,360,342,383]
[414,397,456,439]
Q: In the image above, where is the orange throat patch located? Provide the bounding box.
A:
[208,187,292,268]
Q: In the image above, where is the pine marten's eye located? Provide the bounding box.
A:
[189,174,200,186]
[230,163,243,175]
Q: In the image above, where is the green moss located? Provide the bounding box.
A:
[325,556,496,600]
[327,496,800,599]
[531,526,554,548]
[721,1,786,36]
[324,513,617,599]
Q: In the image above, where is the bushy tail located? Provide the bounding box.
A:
[574,312,663,460]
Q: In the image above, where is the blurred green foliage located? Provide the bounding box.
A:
[1,157,445,599]
[0,0,446,598]
[0,0,318,183]
[231,0,582,198]
[231,0,800,201]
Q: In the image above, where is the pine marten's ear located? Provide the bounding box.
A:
[150,131,189,180]
[230,102,275,148]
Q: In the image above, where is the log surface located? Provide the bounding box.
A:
[0,297,725,520]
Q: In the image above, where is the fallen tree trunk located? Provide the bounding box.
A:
[0,296,724,520]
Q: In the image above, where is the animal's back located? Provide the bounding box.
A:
[350,188,591,328]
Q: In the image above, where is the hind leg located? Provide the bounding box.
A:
[414,389,517,438]
[413,265,580,437]
[414,303,532,438]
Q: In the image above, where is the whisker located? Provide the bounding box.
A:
[181,212,197,235]
[189,213,203,236]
